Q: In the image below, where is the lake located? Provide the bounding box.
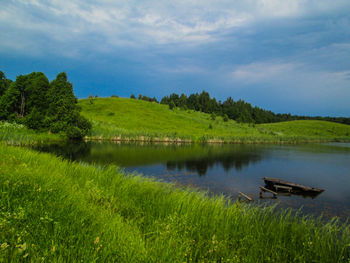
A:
[34,141,350,219]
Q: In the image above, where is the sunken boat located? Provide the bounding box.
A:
[263,177,325,196]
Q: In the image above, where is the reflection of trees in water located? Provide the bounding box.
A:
[34,142,266,176]
[33,142,92,161]
[166,151,263,176]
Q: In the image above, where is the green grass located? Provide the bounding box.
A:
[0,121,61,146]
[79,97,350,143]
[1,144,349,262]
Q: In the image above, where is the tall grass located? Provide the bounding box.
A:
[79,98,350,143]
[0,121,61,145]
[1,144,349,262]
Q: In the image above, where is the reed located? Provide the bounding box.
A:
[1,144,349,262]
[0,121,61,146]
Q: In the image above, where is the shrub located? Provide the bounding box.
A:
[24,107,46,130]
[89,95,94,104]
[65,126,84,139]
[169,101,176,110]
[223,114,229,122]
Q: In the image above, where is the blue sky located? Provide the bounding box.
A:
[1,0,350,116]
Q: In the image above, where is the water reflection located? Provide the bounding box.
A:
[166,150,263,176]
[33,141,350,219]
[34,141,267,175]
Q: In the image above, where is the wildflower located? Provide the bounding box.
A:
[17,242,27,254]
[1,243,9,249]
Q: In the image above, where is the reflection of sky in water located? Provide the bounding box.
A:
[125,144,350,219]
[34,142,350,219]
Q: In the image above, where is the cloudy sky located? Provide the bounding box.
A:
[1,0,350,116]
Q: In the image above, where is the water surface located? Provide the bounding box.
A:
[34,141,350,219]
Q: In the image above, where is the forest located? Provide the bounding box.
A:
[157,91,350,125]
[0,71,91,139]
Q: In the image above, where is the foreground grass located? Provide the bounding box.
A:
[79,98,350,143]
[1,144,349,262]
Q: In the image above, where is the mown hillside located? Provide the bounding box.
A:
[79,97,350,143]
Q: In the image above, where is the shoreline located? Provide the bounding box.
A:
[84,135,350,145]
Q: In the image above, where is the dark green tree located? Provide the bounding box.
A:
[169,101,176,110]
[0,82,20,121]
[46,72,91,139]
[0,72,50,124]
[0,71,12,97]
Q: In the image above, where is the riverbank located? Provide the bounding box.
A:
[0,121,62,146]
[85,135,350,144]
[0,143,349,262]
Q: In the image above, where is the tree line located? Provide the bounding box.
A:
[137,91,349,125]
[0,71,91,139]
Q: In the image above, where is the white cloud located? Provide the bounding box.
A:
[231,61,350,90]
[232,62,296,83]
[1,0,349,53]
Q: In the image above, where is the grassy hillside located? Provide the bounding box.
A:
[1,143,349,262]
[79,97,350,143]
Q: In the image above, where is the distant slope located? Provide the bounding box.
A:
[79,97,350,143]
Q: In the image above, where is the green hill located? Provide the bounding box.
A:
[78,97,350,143]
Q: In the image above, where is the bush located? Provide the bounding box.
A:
[223,114,229,122]
[49,121,66,134]
[88,95,94,104]
[75,115,92,136]
[24,108,45,130]
[65,126,84,139]
[169,101,176,110]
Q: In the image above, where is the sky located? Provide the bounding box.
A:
[1,0,350,116]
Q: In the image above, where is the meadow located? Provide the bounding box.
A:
[79,97,350,143]
[1,144,349,262]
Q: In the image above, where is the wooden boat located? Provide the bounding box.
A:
[263,177,325,194]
